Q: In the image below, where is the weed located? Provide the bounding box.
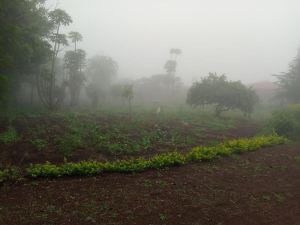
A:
[159,213,167,221]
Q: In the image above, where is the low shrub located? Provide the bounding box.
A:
[266,105,300,138]
[0,126,20,144]
[26,134,288,179]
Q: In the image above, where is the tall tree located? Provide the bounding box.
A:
[275,49,300,104]
[85,55,118,106]
[122,84,134,116]
[164,48,182,75]
[68,31,83,52]
[64,49,86,106]
[36,8,72,110]
[0,0,52,107]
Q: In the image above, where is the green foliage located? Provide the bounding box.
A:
[187,73,259,117]
[30,138,48,151]
[187,134,287,162]
[64,48,86,106]
[26,134,287,179]
[0,168,20,183]
[274,50,300,103]
[0,0,52,105]
[0,126,20,144]
[56,133,83,156]
[27,151,185,178]
[266,105,300,138]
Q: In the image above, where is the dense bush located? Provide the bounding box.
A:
[27,134,287,179]
[267,105,300,138]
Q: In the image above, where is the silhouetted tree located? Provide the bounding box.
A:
[68,31,83,52]
[187,73,259,117]
[36,8,72,110]
[0,0,52,108]
[274,49,300,104]
[64,49,86,106]
[122,84,134,116]
[85,55,118,106]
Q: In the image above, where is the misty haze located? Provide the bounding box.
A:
[1,1,300,225]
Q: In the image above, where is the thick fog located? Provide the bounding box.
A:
[46,0,300,84]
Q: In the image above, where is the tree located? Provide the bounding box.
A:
[187,73,259,117]
[0,0,52,107]
[122,84,134,116]
[274,49,300,103]
[64,49,86,106]
[85,55,118,106]
[164,48,182,75]
[68,31,83,52]
[164,60,177,75]
[170,48,182,59]
[36,8,72,110]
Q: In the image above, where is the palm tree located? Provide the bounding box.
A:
[68,31,83,52]
[169,48,182,60]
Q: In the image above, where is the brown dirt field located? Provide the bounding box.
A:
[1,142,300,225]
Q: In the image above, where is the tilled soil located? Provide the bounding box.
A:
[0,116,258,168]
[1,142,300,225]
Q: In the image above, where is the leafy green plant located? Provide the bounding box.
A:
[30,138,48,151]
[0,168,21,183]
[187,134,287,162]
[26,134,287,179]
[56,133,83,156]
[0,126,20,144]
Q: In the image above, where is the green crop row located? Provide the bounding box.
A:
[27,151,186,178]
[0,134,288,183]
[26,134,287,179]
[187,134,287,162]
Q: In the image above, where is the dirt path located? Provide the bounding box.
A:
[1,142,300,225]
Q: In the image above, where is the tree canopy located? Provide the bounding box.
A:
[187,73,259,117]
[0,0,52,106]
[275,49,300,103]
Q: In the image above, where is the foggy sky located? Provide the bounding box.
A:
[47,0,300,85]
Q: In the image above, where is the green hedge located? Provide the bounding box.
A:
[26,134,287,179]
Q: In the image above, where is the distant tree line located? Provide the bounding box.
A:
[0,0,264,116]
